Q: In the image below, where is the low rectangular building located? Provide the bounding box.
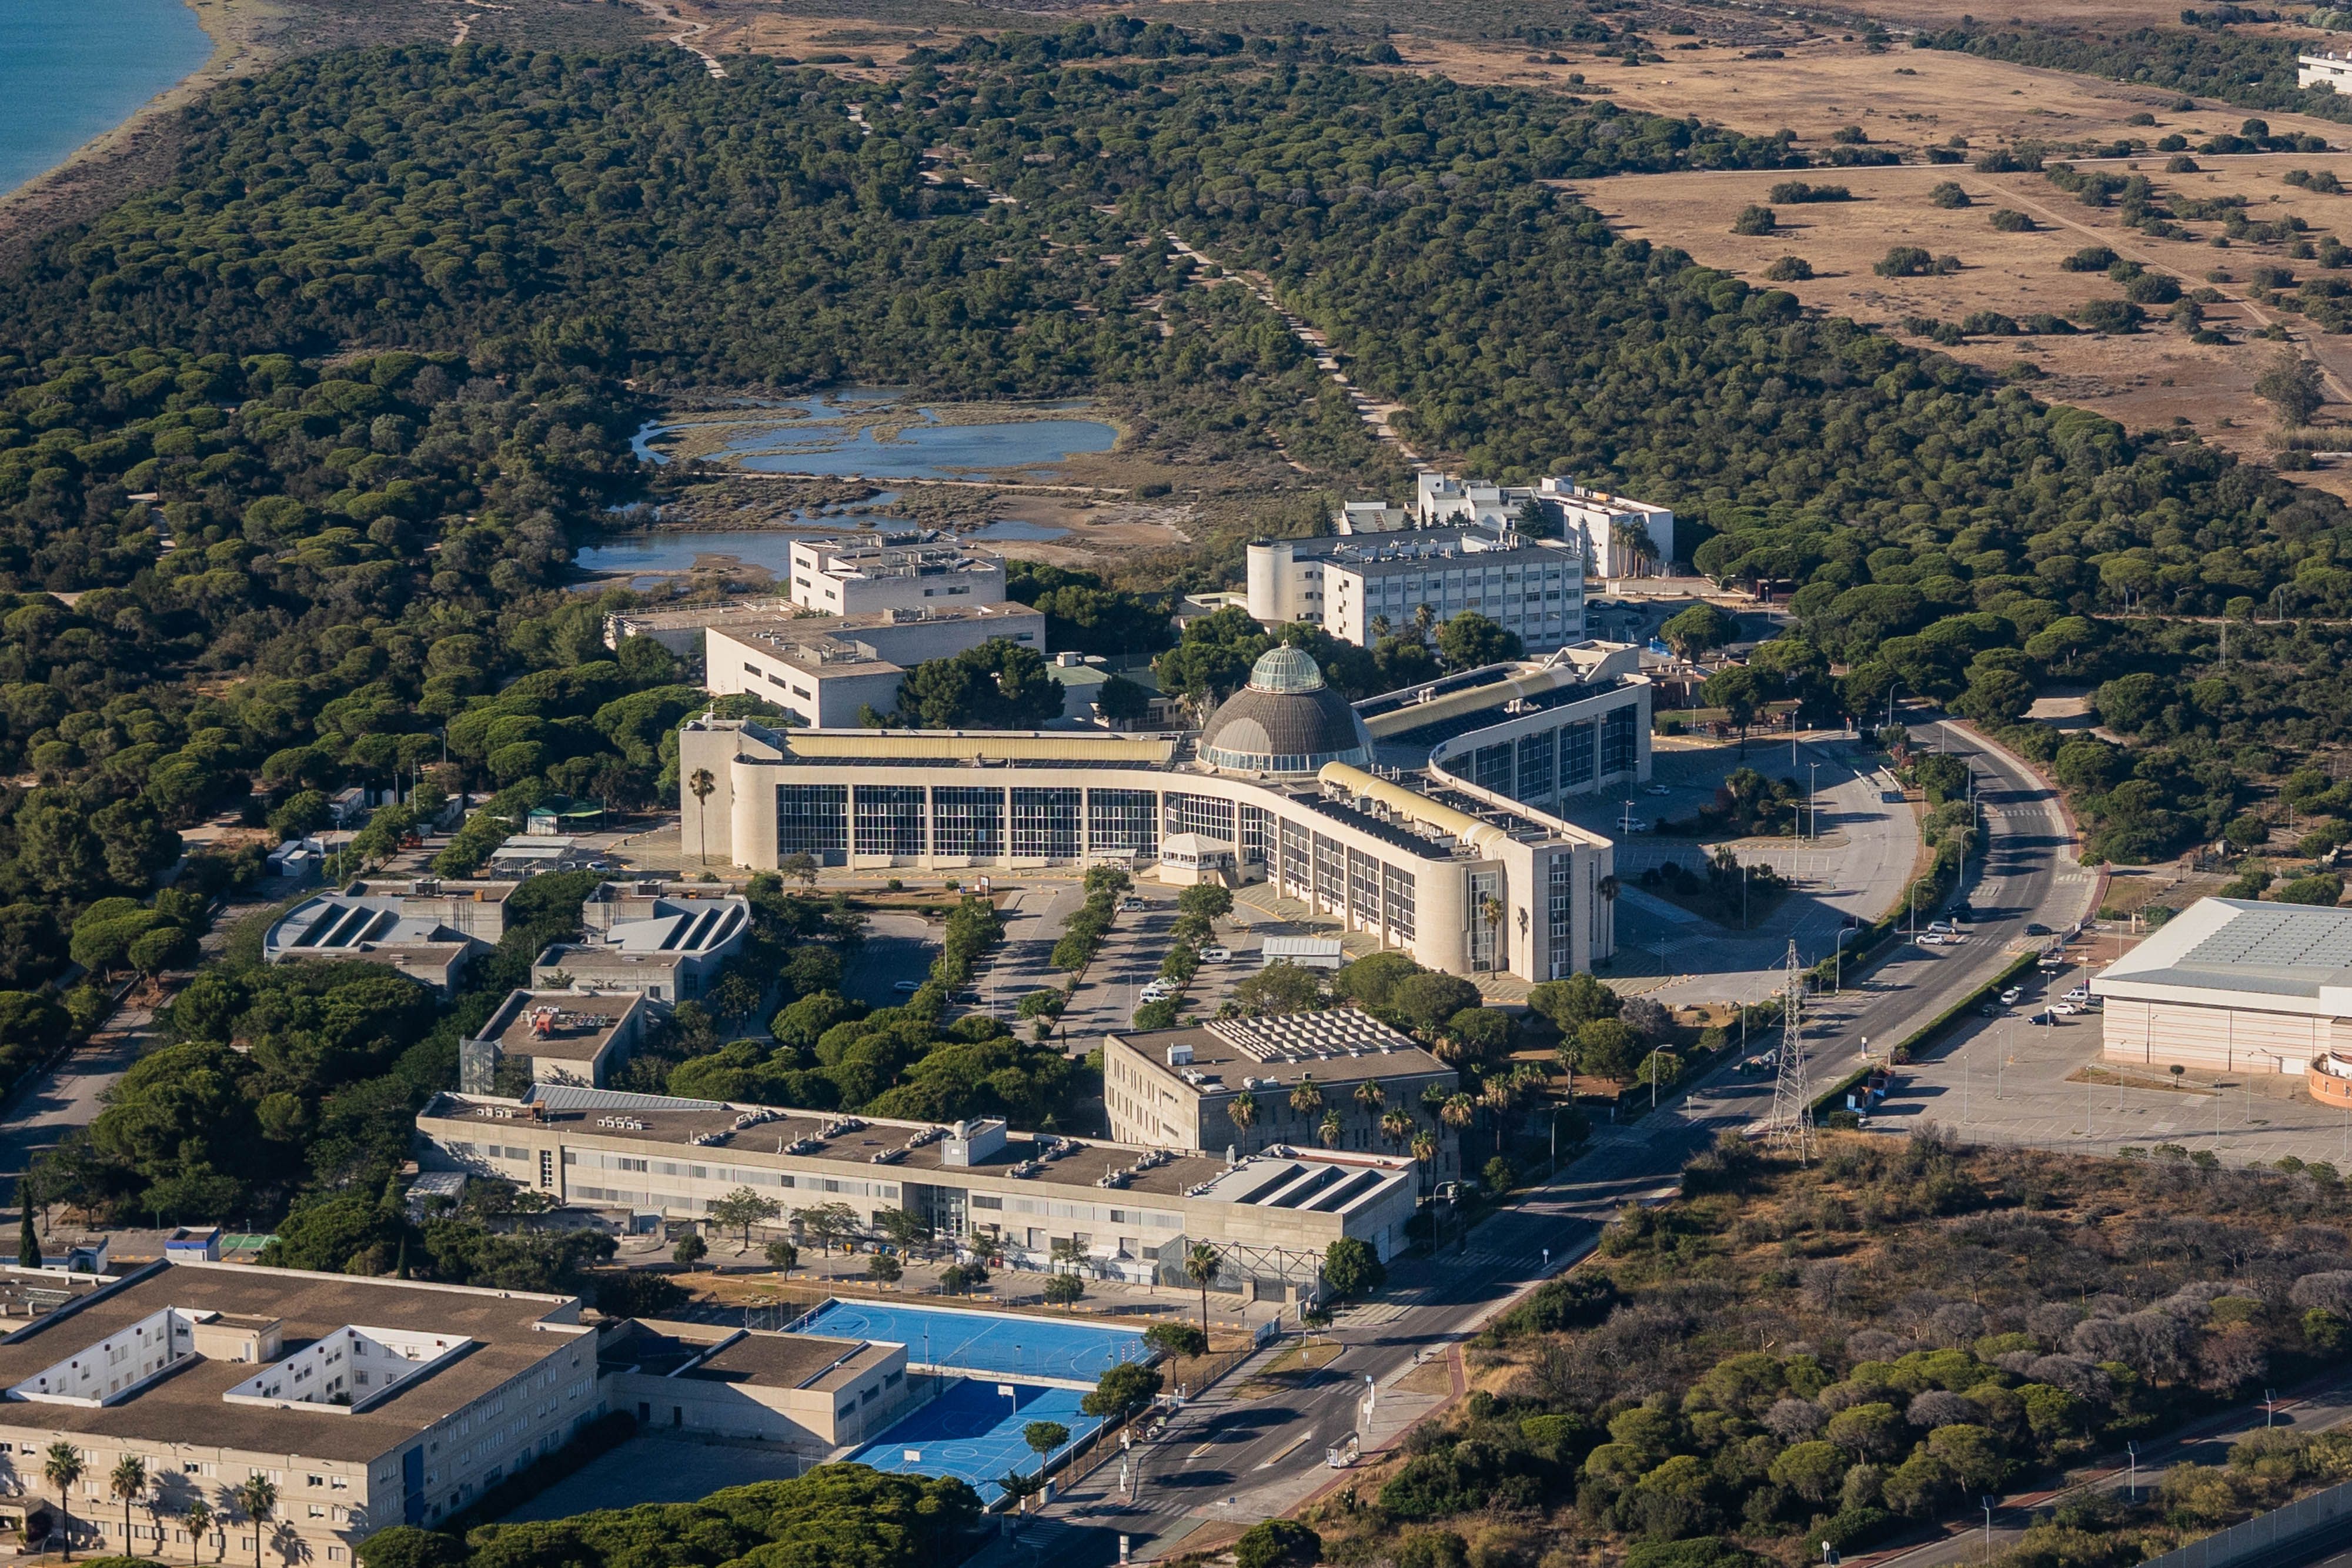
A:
[2093,897,2344,1078]
[0,1260,603,1559]
[2301,52,2352,92]
[603,600,799,656]
[457,991,646,1099]
[1105,1012,1459,1176]
[262,880,516,997]
[598,1318,912,1448]
[532,883,750,1005]
[416,1085,1418,1297]
[704,603,1045,728]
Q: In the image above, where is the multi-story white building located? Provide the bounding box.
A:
[418,1084,1420,1298]
[677,647,1632,982]
[787,533,1005,615]
[0,1261,607,1561]
[2300,52,2352,91]
[1104,1012,1461,1176]
[1247,531,1588,652]
[703,603,1045,728]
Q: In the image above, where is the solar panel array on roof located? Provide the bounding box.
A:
[2180,905,2352,972]
[1206,1008,1415,1065]
[528,1084,724,1114]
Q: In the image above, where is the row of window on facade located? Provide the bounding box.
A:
[1465,706,1639,804]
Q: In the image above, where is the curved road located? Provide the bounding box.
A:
[988,720,2100,1567]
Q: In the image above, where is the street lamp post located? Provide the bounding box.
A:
[1807,761,1820,846]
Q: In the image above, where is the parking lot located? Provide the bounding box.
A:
[1862,951,2352,1168]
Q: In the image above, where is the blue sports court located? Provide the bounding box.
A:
[788,1299,1150,1382]
[843,1377,1103,1505]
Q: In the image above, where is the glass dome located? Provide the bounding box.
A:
[1248,646,1327,694]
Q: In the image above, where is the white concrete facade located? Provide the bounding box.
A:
[676,721,1617,981]
[1246,532,1589,652]
[2092,897,2352,1077]
[787,535,1005,615]
[703,604,1044,728]
[2300,52,2352,91]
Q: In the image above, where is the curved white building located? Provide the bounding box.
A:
[676,649,1639,982]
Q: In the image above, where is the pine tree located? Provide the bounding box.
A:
[18,1185,38,1270]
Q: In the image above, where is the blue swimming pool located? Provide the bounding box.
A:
[844,1378,1102,1504]
[789,1299,1149,1382]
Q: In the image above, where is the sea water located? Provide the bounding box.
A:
[0,0,212,198]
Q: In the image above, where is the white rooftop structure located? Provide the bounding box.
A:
[2094,897,2352,1076]
[262,879,513,995]
[1205,1009,1419,1064]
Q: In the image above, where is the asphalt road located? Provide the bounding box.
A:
[988,720,2101,1566]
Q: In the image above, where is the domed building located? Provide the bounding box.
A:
[1196,646,1374,777]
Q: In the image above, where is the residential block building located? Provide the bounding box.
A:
[1246,530,1588,652]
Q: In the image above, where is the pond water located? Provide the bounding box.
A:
[632,392,1114,480]
[970,519,1069,541]
[573,531,806,582]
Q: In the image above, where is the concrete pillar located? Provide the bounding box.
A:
[728,759,776,870]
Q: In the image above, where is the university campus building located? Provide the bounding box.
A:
[676,645,1641,982]
[415,1084,1418,1299]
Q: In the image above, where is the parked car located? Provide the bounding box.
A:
[2051,1001,2085,1016]
[2064,985,2091,1001]
[1645,783,1671,796]
[1917,933,1949,945]
[2024,921,2053,937]
[1200,945,1232,962]
[1121,897,1146,911]
[1622,818,1652,834]
[1979,1004,2005,1018]
[1927,921,1956,935]
[1999,987,2022,1005]
[2029,1009,2059,1026]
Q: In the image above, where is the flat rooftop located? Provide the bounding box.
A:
[1114,1012,1452,1094]
[2096,898,2352,1001]
[601,1319,893,1395]
[0,1262,580,1461]
[482,992,640,1061]
[425,1086,1412,1208]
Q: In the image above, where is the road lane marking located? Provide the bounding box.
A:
[1258,1431,1315,1469]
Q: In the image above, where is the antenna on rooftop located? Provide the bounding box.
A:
[1766,940,1815,1165]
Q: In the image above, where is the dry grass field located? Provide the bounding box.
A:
[1577,152,2352,491]
[1396,33,2352,158]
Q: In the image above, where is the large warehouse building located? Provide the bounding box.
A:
[677,646,1632,980]
[2092,897,2352,1077]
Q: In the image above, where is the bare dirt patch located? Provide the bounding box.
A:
[663,0,938,69]
[1396,33,2352,158]
[1574,155,2352,474]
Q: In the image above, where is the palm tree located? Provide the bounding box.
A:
[182,1500,214,1567]
[1409,1130,1438,1192]
[109,1456,145,1557]
[1478,892,1506,971]
[1419,1082,1449,1118]
[688,767,717,864]
[1441,1093,1475,1133]
[1353,1080,1385,1115]
[1380,1107,1411,1148]
[1227,1090,1258,1137]
[1184,1241,1222,1339]
[1611,517,1660,579]
[1318,1109,1344,1148]
[231,1476,275,1568]
[1288,1075,1323,1122]
[44,1440,81,1560]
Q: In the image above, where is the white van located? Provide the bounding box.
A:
[1200,945,1232,963]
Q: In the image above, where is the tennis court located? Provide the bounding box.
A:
[843,1377,1102,1505]
[789,1299,1149,1382]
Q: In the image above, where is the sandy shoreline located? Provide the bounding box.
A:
[0,0,279,266]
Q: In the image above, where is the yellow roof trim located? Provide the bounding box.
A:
[1317,764,1510,855]
[784,732,1176,764]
